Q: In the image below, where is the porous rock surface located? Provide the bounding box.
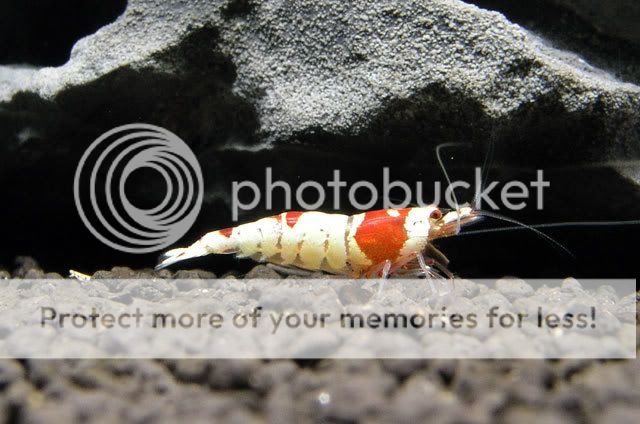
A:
[1,0,638,153]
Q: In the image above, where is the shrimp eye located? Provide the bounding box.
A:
[430,209,443,220]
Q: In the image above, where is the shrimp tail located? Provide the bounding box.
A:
[155,246,205,270]
[155,229,239,270]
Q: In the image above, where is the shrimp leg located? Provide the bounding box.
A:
[364,259,393,278]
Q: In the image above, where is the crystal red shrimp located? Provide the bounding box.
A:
[156,206,479,278]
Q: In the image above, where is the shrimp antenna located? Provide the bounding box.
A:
[455,219,640,235]
[475,210,575,258]
[436,142,470,234]
[474,129,496,208]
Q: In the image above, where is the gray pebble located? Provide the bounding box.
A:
[496,278,534,300]
[244,265,282,279]
[561,277,583,293]
[599,405,640,424]
[250,361,298,393]
[174,269,216,279]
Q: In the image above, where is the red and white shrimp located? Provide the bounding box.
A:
[156,206,479,278]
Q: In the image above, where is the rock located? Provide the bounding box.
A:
[315,374,394,422]
[599,404,640,424]
[495,278,535,300]
[557,359,592,380]
[110,293,134,305]
[264,385,297,423]
[208,360,262,390]
[561,278,583,293]
[174,269,216,280]
[473,291,513,312]
[338,283,373,305]
[250,360,298,393]
[452,360,504,402]
[153,269,174,279]
[452,279,479,298]
[317,359,383,375]
[0,360,23,389]
[128,280,175,301]
[93,267,136,279]
[12,256,42,278]
[4,328,55,357]
[428,359,459,387]
[502,408,571,424]
[570,359,640,406]
[174,279,202,292]
[380,359,428,379]
[243,265,282,279]
[505,361,556,405]
[166,360,211,384]
[389,374,461,423]
[595,285,619,306]
[2,0,638,147]
[615,292,638,323]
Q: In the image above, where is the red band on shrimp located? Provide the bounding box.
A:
[219,227,233,238]
[284,211,304,228]
[354,209,410,264]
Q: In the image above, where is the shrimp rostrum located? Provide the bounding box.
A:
[156,206,479,278]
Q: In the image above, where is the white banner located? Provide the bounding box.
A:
[0,278,635,358]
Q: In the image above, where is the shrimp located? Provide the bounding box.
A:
[155,206,479,278]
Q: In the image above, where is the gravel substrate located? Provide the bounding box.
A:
[0,258,637,423]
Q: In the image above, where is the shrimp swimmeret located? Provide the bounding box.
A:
[156,206,480,278]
